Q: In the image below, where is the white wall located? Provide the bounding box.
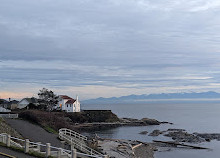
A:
[61,101,80,113]
[17,99,29,109]
[65,103,73,112]
[58,96,81,112]
[74,101,80,112]
[0,107,11,112]
[58,99,69,111]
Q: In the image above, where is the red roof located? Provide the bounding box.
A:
[59,95,73,100]
[66,99,76,104]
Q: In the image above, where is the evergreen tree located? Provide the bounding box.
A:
[38,88,58,111]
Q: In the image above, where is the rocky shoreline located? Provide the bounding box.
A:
[18,110,172,132]
[80,117,173,158]
[91,126,220,157]
[142,128,220,144]
[74,117,172,131]
[136,128,220,156]
[14,110,220,158]
[88,136,156,158]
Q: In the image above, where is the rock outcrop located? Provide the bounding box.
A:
[96,138,155,158]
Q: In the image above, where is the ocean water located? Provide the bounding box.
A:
[81,102,220,158]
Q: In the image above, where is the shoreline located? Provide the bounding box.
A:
[9,109,220,158]
[73,119,172,132]
[2,109,220,158]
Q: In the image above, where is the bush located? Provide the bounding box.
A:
[19,110,71,132]
[66,112,88,123]
[19,110,120,132]
[66,110,119,123]
[19,111,40,124]
[84,110,120,122]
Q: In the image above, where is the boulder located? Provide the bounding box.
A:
[149,130,163,136]
[139,130,148,135]
[164,130,205,143]
[141,118,160,125]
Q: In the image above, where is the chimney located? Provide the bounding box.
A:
[76,95,79,103]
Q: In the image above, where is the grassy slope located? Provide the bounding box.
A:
[0,118,22,138]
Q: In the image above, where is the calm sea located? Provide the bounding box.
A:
[82,102,220,158]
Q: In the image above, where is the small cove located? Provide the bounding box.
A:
[82,102,220,158]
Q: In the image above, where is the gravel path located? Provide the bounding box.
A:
[5,119,62,148]
[0,146,37,158]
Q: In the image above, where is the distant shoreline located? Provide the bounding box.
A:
[82,99,220,105]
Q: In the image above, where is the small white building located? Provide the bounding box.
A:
[58,95,80,112]
[0,107,11,112]
[17,98,38,109]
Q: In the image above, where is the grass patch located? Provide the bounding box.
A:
[29,151,54,158]
[44,126,58,134]
[0,142,55,158]
[0,142,24,153]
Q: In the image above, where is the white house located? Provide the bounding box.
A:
[58,95,80,112]
[17,98,38,109]
[0,107,11,112]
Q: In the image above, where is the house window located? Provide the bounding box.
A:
[67,104,68,107]
[70,104,72,107]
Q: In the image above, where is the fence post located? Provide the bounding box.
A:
[61,141,65,149]
[0,135,2,143]
[3,134,6,144]
[71,143,74,150]
[24,139,30,153]
[71,149,77,158]
[6,134,11,147]
[46,143,51,157]
[37,142,41,152]
[57,148,62,158]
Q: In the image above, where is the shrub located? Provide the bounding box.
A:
[19,111,40,124]
[19,110,71,132]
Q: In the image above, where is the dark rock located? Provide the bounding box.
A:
[141,118,161,125]
[167,129,186,132]
[149,130,164,136]
[164,131,205,143]
[160,121,173,124]
[120,118,140,123]
[139,131,148,135]
[194,133,220,141]
[205,138,211,142]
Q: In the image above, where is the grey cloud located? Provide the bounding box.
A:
[1,0,220,98]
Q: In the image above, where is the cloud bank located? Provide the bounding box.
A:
[1,0,220,99]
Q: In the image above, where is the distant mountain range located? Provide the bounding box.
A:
[82,91,220,104]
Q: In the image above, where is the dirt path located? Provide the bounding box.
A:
[5,119,62,148]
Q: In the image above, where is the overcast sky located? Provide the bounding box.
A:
[1,0,220,100]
